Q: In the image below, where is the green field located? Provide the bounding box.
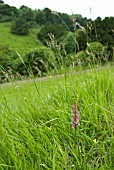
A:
[0,22,41,54]
[0,66,114,169]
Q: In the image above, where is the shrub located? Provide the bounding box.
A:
[23,47,55,76]
[37,23,67,46]
[11,17,29,35]
[86,42,109,63]
[60,32,76,54]
[0,45,21,76]
[73,51,87,66]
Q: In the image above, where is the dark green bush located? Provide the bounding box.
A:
[37,23,67,46]
[23,47,55,76]
[0,45,20,76]
[11,17,29,35]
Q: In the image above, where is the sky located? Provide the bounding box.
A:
[3,0,114,20]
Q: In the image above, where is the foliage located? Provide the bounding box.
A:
[35,8,56,25]
[0,3,19,22]
[86,42,109,63]
[0,0,4,3]
[73,42,109,66]
[37,22,67,45]
[73,50,87,66]
[19,6,36,28]
[23,47,55,75]
[93,17,114,45]
[76,29,87,51]
[11,17,29,35]
[60,32,76,54]
[70,14,88,29]
[0,44,21,75]
[90,17,114,59]
[0,44,55,76]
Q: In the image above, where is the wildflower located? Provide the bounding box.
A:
[71,102,80,128]
[93,139,99,143]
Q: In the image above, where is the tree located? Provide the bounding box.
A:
[60,32,76,54]
[0,3,19,21]
[0,0,4,4]
[19,6,34,22]
[76,29,87,51]
[0,4,13,21]
[11,6,20,19]
[11,17,29,35]
[35,8,60,25]
[90,17,114,60]
[37,23,67,45]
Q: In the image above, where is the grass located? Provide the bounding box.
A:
[0,22,41,54]
[0,65,114,169]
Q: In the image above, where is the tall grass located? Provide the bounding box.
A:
[0,65,114,169]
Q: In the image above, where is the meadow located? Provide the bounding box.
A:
[0,22,41,54]
[0,65,114,170]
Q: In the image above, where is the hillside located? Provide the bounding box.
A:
[0,1,114,78]
[0,22,42,54]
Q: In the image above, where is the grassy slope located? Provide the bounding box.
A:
[0,66,114,169]
[0,22,42,54]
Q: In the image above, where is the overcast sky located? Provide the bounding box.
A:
[3,0,114,19]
